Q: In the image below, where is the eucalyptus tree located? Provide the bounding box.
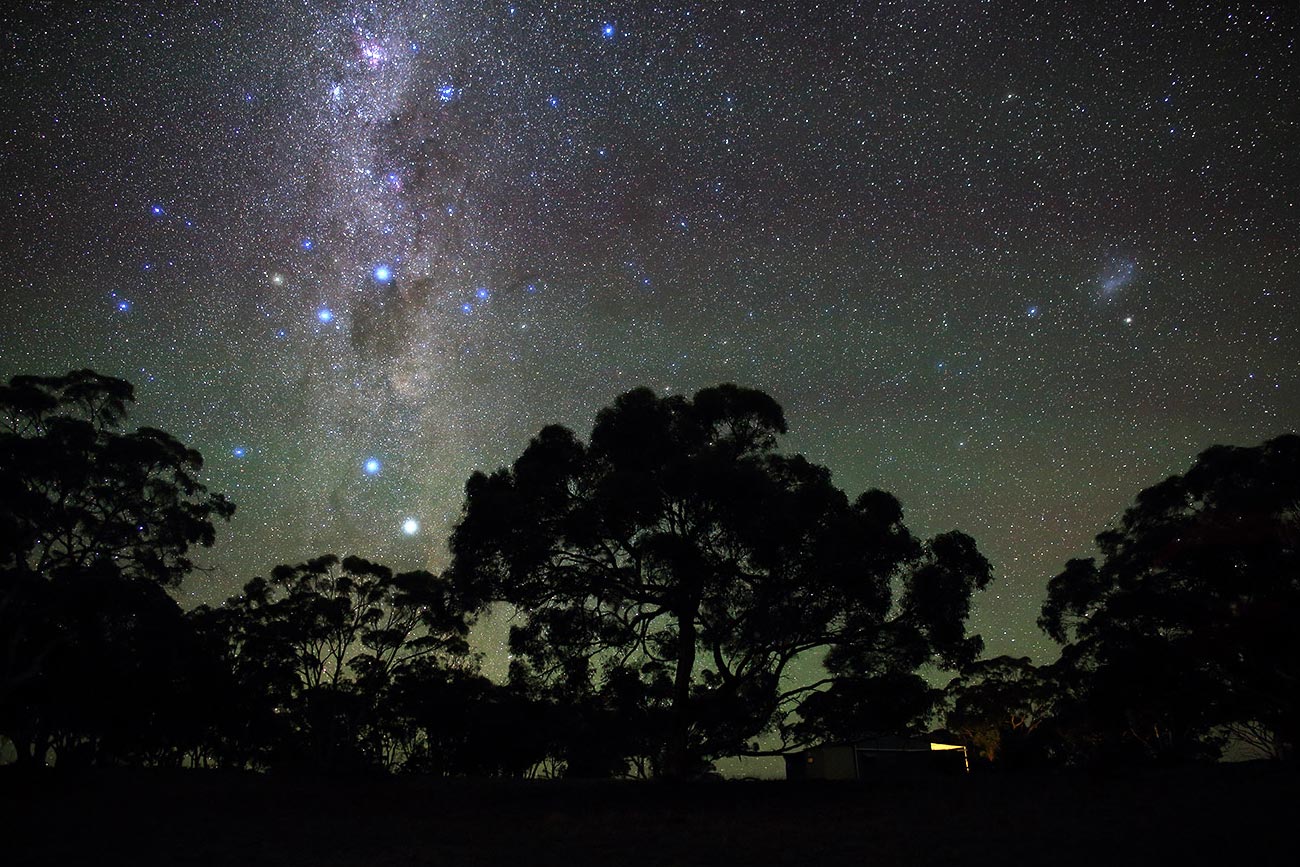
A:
[450,384,993,777]
[0,369,233,765]
[214,554,474,769]
[1041,434,1300,761]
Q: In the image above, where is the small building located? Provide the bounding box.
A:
[784,735,969,780]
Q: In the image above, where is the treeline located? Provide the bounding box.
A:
[0,371,1295,775]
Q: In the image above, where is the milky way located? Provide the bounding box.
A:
[1,1,1296,672]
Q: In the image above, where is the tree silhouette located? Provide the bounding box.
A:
[449,384,993,777]
[1040,434,1300,762]
[209,554,475,770]
[791,529,994,747]
[0,370,233,587]
[0,370,233,765]
[791,670,941,747]
[944,655,1057,765]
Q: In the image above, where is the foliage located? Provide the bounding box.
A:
[1039,434,1300,762]
[793,671,940,747]
[449,384,993,776]
[0,371,1005,777]
[944,655,1057,764]
[206,554,476,771]
[0,369,234,586]
[0,370,233,766]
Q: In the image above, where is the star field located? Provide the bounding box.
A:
[1,0,1296,673]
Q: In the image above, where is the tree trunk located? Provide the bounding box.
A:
[665,606,698,779]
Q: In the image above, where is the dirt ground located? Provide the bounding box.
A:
[3,763,1295,866]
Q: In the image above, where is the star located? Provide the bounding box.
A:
[232,446,248,459]
[363,457,382,476]
[401,518,421,536]
[601,23,616,39]
[373,264,393,283]
[316,308,334,323]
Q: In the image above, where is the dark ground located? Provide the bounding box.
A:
[3,763,1295,866]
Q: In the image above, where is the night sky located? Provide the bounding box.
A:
[1,0,1296,674]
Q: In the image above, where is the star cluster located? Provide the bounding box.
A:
[1,1,1296,670]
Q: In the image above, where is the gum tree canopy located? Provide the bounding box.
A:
[450,385,993,777]
[0,369,233,587]
[1041,434,1300,761]
[0,369,233,764]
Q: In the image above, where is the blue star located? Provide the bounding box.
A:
[438,84,458,102]
[116,300,132,312]
[150,204,164,216]
[373,264,392,283]
[601,23,616,39]
[526,283,538,293]
[461,302,473,314]
[1027,305,1039,317]
[363,457,382,476]
[232,446,248,459]
[300,237,314,251]
[317,308,334,323]
[475,287,490,300]
[547,95,560,109]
